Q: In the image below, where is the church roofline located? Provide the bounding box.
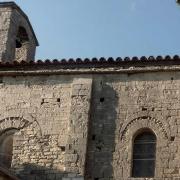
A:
[0,1,39,46]
[0,55,180,69]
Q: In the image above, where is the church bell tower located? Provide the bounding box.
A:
[0,1,39,62]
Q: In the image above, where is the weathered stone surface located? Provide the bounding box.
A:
[1,63,180,180]
[2,1,180,180]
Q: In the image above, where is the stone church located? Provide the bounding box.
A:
[0,1,180,180]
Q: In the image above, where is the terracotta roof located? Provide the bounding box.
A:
[0,55,180,76]
[0,55,179,68]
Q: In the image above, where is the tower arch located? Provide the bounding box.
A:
[0,2,39,62]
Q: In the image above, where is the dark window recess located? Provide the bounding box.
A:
[68,144,72,150]
[94,178,99,180]
[171,77,174,80]
[41,99,44,105]
[16,26,29,48]
[60,146,65,152]
[132,131,156,178]
[96,146,102,151]
[142,107,147,111]
[57,98,60,102]
[16,39,22,48]
[171,136,175,141]
[100,97,105,103]
[92,135,96,140]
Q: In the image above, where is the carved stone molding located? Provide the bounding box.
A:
[120,116,169,140]
[0,117,29,131]
[0,117,42,137]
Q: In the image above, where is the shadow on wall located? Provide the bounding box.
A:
[15,163,72,180]
[85,80,118,180]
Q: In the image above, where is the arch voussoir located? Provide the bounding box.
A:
[120,116,169,141]
[0,117,30,131]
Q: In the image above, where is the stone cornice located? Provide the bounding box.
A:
[0,55,180,75]
[0,65,180,76]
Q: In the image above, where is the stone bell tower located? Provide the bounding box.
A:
[0,1,39,62]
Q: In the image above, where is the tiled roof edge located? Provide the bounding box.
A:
[0,55,180,67]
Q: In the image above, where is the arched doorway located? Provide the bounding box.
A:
[0,129,18,168]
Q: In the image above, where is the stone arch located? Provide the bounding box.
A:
[16,26,29,48]
[0,117,42,137]
[0,117,42,169]
[0,117,29,132]
[16,26,29,49]
[120,116,169,141]
[132,127,157,142]
[15,26,31,62]
[132,129,157,178]
[113,117,169,178]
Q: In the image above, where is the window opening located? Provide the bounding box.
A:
[132,130,156,177]
[16,26,29,48]
[0,129,17,168]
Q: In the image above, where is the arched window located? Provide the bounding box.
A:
[15,26,30,62]
[16,26,29,48]
[0,129,17,168]
[132,130,156,177]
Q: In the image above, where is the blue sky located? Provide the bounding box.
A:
[5,0,180,59]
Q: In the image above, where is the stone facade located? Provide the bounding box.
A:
[0,65,180,180]
[1,1,180,180]
[0,74,92,180]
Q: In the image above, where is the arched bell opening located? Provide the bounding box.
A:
[16,26,29,49]
[15,26,30,62]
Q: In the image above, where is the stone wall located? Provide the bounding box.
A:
[0,75,91,180]
[0,70,180,179]
[0,7,12,61]
[0,75,72,179]
[86,72,180,180]
[2,2,180,179]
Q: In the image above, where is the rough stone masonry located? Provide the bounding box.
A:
[1,1,180,180]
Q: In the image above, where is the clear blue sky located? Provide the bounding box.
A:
[6,0,180,59]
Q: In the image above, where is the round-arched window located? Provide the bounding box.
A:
[132,130,156,177]
[16,26,29,48]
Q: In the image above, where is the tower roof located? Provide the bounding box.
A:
[0,1,39,46]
